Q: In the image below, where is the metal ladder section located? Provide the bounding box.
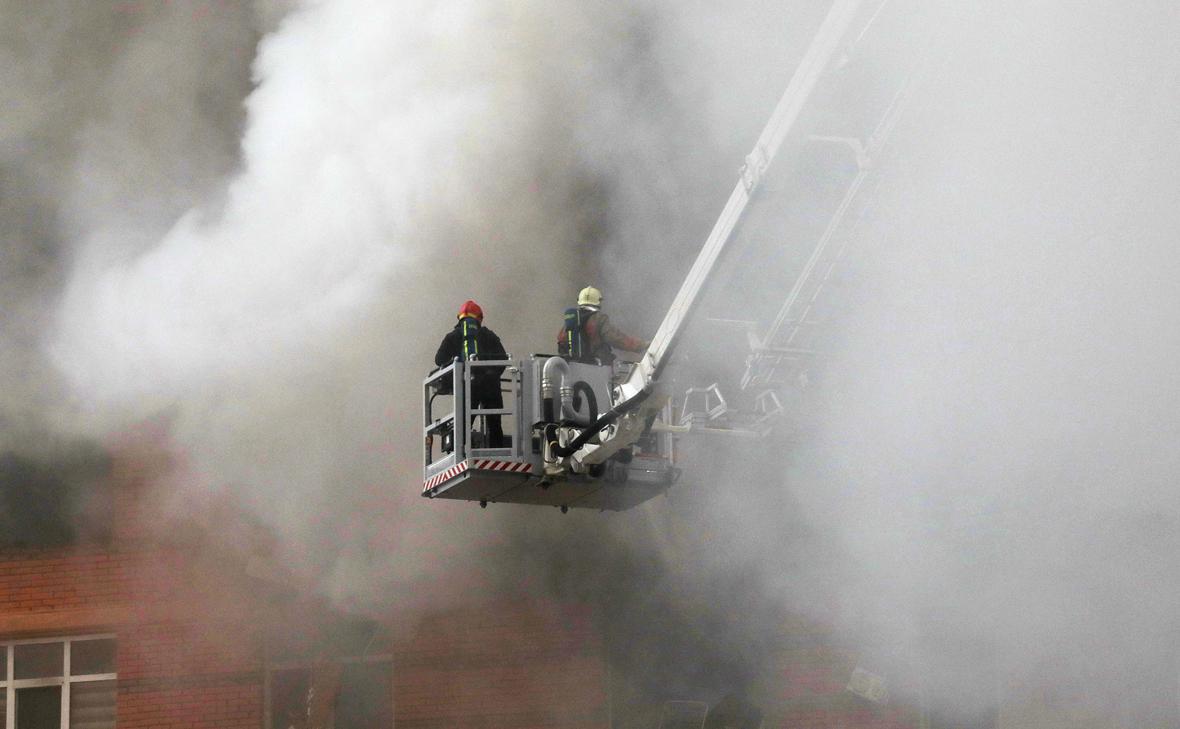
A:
[740,76,913,391]
[670,0,949,435]
[591,0,866,449]
[738,0,940,394]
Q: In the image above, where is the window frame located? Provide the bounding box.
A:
[0,634,117,729]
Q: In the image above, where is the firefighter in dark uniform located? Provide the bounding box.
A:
[557,286,648,365]
[435,300,507,447]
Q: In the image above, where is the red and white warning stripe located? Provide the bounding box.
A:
[423,460,468,493]
[422,459,534,494]
[471,459,535,474]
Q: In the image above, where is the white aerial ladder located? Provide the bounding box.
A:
[422,0,871,511]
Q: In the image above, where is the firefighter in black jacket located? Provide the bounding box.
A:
[434,300,507,447]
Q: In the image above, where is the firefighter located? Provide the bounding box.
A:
[434,300,507,447]
[557,286,649,366]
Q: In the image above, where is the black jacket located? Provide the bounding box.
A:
[434,318,507,381]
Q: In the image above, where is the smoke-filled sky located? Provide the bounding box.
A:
[2,0,818,581]
[659,1,1180,724]
[4,0,1180,725]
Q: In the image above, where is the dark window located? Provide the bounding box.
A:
[14,643,64,680]
[336,662,392,729]
[16,686,61,729]
[2,637,118,729]
[270,668,310,729]
[0,447,112,548]
[269,661,392,729]
[0,455,76,547]
[70,640,115,676]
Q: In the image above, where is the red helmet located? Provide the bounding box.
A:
[457,300,483,322]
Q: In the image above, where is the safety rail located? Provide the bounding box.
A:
[423,361,461,481]
[423,357,520,484]
[467,358,517,460]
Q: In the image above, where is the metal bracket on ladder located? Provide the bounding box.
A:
[808,135,871,170]
[754,389,785,429]
[679,384,730,426]
[741,144,770,193]
[658,383,787,439]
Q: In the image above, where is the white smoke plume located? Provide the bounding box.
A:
[7,0,1180,725]
[605,1,1180,724]
[8,0,803,597]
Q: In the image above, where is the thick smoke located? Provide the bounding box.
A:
[801,2,1180,722]
[0,0,264,540]
[509,1,1180,725]
[5,0,797,598]
[580,1,1180,725]
[1,0,262,426]
[6,0,1180,725]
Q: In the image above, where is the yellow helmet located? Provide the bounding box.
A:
[577,286,603,308]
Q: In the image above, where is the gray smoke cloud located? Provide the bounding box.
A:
[806,3,1180,721]
[6,0,1179,726]
[4,0,802,600]
[1,0,262,433]
[589,1,1180,725]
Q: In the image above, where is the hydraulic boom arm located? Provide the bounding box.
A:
[569,0,863,470]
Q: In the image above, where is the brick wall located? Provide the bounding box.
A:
[0,442,270,729]
[117,682,262,729]
[394,599,609,729]
[0,437,927,729]
[0,442,616,729]
[761,627,922,729]
[114,615,264,728]
[0,550,130,616]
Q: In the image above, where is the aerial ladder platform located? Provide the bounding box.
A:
[422,0,896,511]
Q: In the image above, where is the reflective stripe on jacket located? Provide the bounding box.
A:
[435,318,507,382]
[556,309,645,364]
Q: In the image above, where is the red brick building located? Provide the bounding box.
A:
[0,433,614,729]
[0,434,919,729]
